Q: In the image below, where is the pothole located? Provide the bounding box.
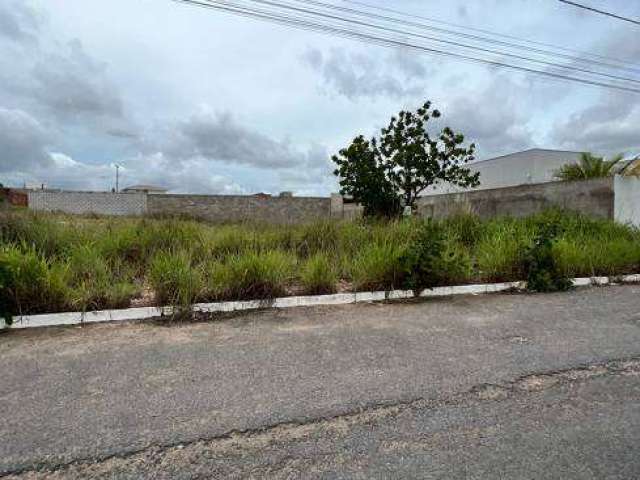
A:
[559,366,608,381]
[472,384,510,401]
[516,375,560,392]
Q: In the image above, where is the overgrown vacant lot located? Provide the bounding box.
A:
[1,209,639,317]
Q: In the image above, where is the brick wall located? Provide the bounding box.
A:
[147,194,331,224]
[417,178,614,220]
[28,191,147,216]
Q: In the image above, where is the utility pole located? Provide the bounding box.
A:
[115,164,120,192]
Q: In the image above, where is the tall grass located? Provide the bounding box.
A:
[1,208,638,317]
[149,251,203,307]
[206,250,293,300]
[301,253,338,294]
[351,242,406,291]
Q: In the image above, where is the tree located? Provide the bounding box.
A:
[554,152,623,181]
[332,101,480,217]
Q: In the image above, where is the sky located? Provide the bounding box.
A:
[0,0,639,195]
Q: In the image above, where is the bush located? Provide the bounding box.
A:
[209,250,293,300]
[524,225,572,292]
[301,253,338,294]
[401,221,472,292]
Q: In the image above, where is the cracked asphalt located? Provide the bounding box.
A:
[2,285,640,479]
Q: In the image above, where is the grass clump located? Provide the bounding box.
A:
[351,242,405,291]
[475,220,534,282]
[209,251,293,300]
[0,244,69,317]
[149,251,203,310]
[301,253,338,294]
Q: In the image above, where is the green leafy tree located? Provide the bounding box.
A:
[332,101,480,217]
[555,152,623,181]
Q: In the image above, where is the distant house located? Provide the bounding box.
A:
[428,148,584,195]
[121,184,168,194]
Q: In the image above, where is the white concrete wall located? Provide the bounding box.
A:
[29,191,147,216]
[614,175,640,226]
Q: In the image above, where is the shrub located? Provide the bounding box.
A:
[524,225,572,292]
[401,221,472,292]
[351,242,405,291]
[210,250,293,300]
[149,251,203,309]
[301,253,338,294]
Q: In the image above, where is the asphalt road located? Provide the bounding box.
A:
[1,285,640,479]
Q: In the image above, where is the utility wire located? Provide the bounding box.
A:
[345,0,640,67]
[291,0,640,75]
[170,0,640,93]
[239,0,640,85]
[558,0,640,26]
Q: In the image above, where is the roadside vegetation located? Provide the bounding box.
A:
[1,208,639,321]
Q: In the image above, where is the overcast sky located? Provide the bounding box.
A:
[1,0,639,194]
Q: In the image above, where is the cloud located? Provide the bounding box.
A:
[143,110,328,171]
[0,107,52,172]
[303,47,430,99]
[0,4,128,133]
[30,39,125,124]
[0,0,40,42]
[439,76,534,157]
[551,91,640,154]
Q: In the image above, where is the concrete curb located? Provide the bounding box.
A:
[2,274,639,330]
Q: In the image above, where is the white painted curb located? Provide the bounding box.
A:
[2,274,639,330]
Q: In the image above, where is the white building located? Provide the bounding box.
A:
[428,148,583,195]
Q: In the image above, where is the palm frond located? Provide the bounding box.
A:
[555,152,623,181]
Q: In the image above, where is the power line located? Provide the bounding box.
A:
[170,0,640,93]
[284,0,640,81]
[557,0,640,26]
[344,0,640,67]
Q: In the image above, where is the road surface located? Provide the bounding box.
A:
[1,285,639,479]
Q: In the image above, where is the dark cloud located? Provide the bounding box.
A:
[0,108,52,172]
[0,4,128,131]
[303,47,430,99]
[440,76,534,157]
[0,1,40,42]
[551,91,640,154]
[30,39,125,123]
[549,27,640,155]
[144,111,328,171]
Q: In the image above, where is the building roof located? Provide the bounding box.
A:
[471,148,585,166]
